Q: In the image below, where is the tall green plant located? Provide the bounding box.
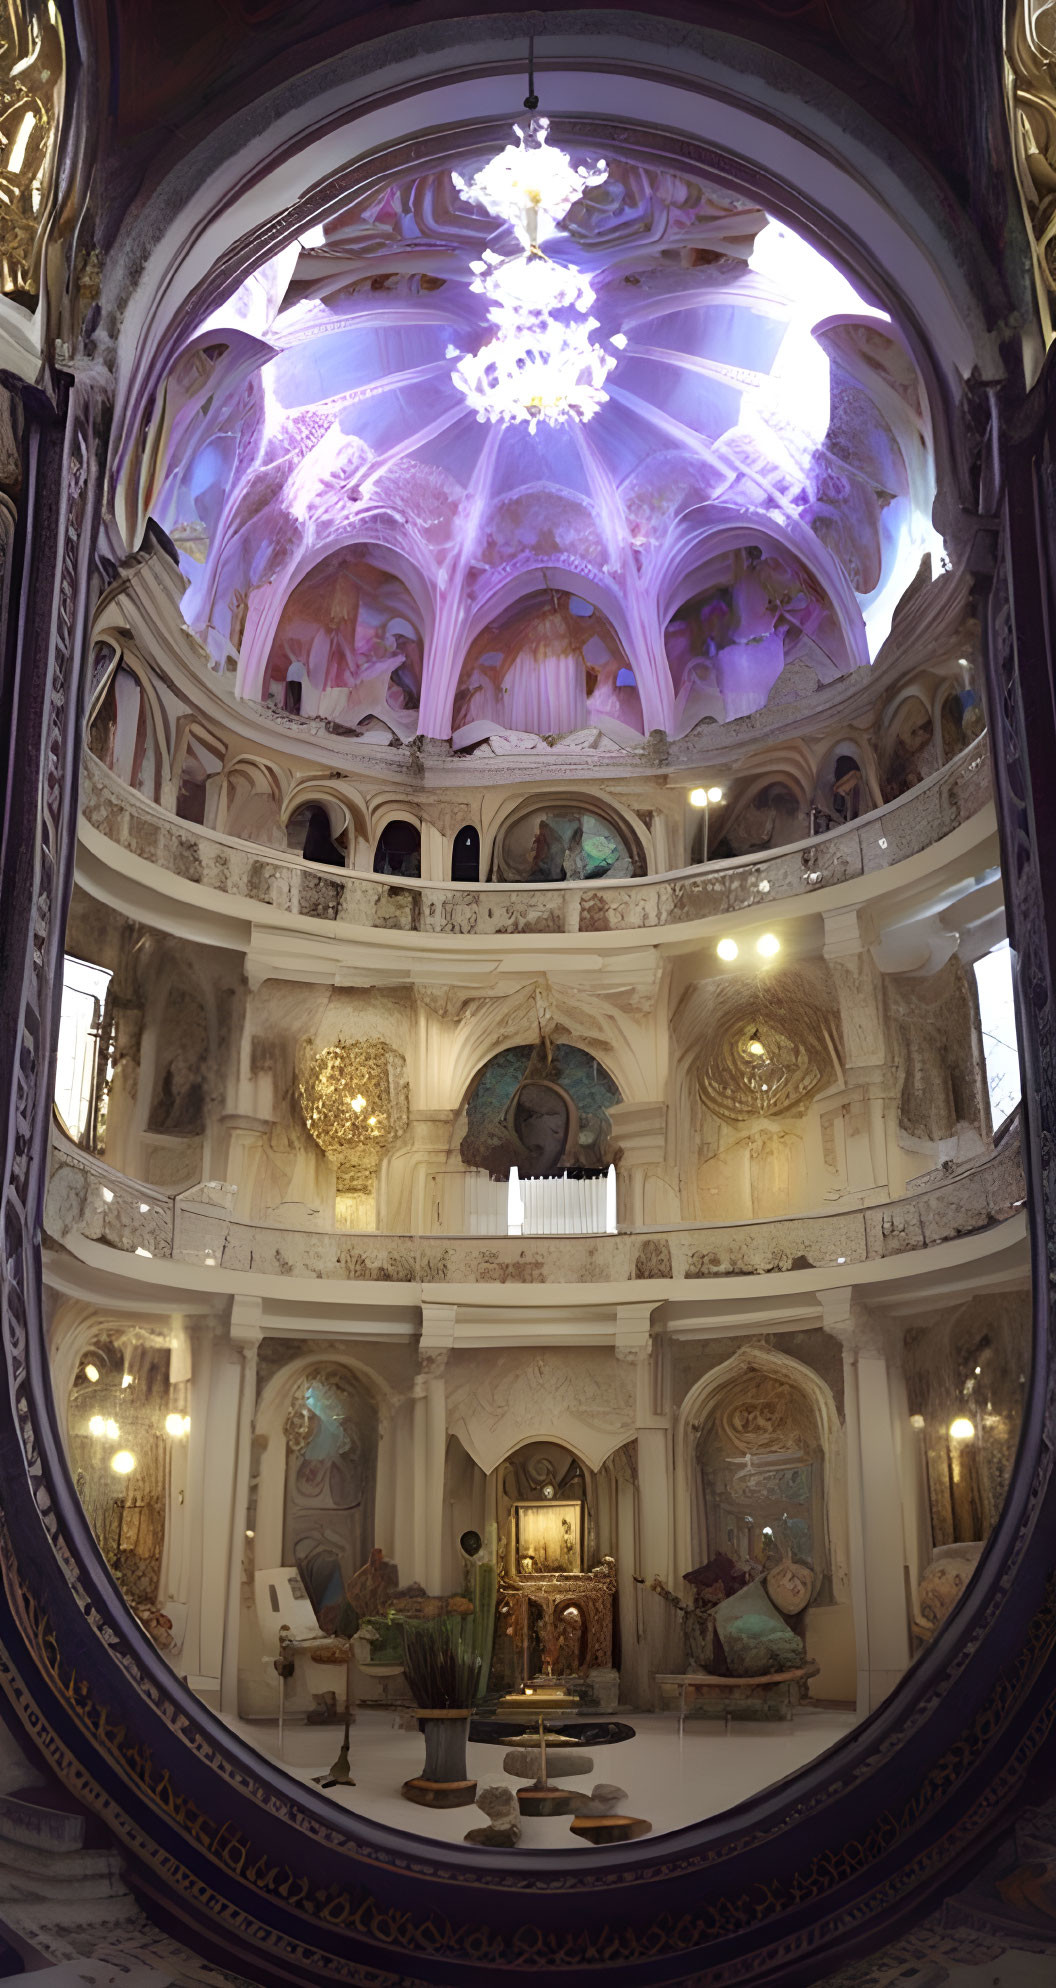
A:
[400,1613,482,1709]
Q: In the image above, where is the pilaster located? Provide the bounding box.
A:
[821,1288,910,1714]
[220,1296,262,1715]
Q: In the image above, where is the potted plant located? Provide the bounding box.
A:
[400,1603,481,1808]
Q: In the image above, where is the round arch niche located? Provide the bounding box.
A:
[6,17,1048,1988]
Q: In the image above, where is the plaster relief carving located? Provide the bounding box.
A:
[694,967,843,1126]
[447,1350,635,1473]
[1007,0,1056,330]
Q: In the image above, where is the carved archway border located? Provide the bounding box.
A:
[1,17,1053,1988]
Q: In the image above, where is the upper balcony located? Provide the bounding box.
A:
[79,740,994,963]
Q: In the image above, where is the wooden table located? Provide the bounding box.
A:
[655,1665,820,1740]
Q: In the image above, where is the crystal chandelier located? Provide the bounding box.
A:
[449,120,626,434]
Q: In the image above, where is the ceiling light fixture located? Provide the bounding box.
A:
[717,938,739,962]
[110,1450,136,1476]
[949,1417,976,1441]
[450,120,623,434]
[757,933,780,957]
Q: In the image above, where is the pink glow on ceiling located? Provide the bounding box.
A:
[137,133,937,752]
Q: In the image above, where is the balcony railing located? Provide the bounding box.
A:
[79,743,992,941]
[44,1120,1025,1289]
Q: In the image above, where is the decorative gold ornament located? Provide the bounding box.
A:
[1006,0,1056,336]
[296,1037,408,1192]
[696,974,840,1125]
[0,1,65,301]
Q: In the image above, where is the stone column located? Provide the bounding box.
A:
[823,909,892,1198]
[419,1305,455,1593]
[404,1108,458,1232]
[822,1289,911,1715]
[220,1296,262,1717]
[616,1304,670,1584]
[419,819,446,883]
[608,1103,674,1227]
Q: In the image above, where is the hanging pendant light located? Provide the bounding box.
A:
[449,119,626,434]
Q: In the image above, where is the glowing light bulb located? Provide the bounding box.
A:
[757,933,780,958]
[88,1416,105,1437]
[84,1364,99,1383]
[747,1037,766,1058]
[110,1450,136,1476]
[716,939,738,962]
[688,788,708,807]
[949,1418,976,1441]
[706,786,724,804]
[165,1413,189,1438]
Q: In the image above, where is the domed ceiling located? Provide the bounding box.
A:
[126,124,939,754]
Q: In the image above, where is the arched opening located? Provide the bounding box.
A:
[708,778,811,859]
[372,818,421,878]
[175,731,223,827]
[451,825,480,882]
[260,550,424,740]
[88,662,161,801]
[453,585,644,748]
[286,802,345,867]
[489,800,645,883]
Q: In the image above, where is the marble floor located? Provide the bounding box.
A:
[220,1705,858,1847]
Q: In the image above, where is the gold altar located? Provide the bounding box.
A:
[500,1563,617,1679]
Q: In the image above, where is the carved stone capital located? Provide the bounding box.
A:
[818,1288,891,1361]
[229,1293,263,1353]
[418,1347,449,1381]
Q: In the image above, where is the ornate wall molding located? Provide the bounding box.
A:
[1006,0,1056,340]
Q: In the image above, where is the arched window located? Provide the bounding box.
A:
[694,1363,830,1600]
[282,1368,378,1632]
[176,733,223,826]
[88,663,160,800]
[287,803,345,867]
[490,802,643,882]
[373,819,421,878]
[451,825,480,882]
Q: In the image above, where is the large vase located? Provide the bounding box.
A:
[401,1710,476,1808]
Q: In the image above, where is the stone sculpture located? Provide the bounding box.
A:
[573,1784,627,1817]
[464,1782,522,1847]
